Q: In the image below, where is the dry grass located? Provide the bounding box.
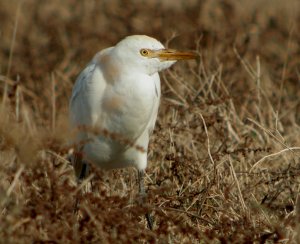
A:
[1,0,300,243]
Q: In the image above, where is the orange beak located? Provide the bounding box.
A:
[150,49,198,61]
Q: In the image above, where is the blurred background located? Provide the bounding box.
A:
[0,0,300,242]
[1,0,299,122]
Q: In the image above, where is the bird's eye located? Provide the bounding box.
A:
[140,49,149,57]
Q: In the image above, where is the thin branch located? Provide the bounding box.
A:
[250,147,300,172]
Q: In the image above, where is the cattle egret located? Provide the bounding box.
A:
[69,35,197,229]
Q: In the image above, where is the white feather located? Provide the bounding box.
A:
[70,35,181,170]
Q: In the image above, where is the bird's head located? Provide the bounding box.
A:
[111,35,197,76]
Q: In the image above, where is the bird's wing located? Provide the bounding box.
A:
[69,47,113,128]
[70,48,114,179]
[69,62,102,127]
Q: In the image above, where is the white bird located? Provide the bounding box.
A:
[69,35,196,228]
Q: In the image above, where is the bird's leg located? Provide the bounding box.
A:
[73,151,89,213]
[138,170,153,230]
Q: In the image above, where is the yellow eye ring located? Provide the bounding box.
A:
[140,49,149,57]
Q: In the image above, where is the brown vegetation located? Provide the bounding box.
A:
[0,0,300,243]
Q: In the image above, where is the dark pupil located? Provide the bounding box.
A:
[143,50,147,54]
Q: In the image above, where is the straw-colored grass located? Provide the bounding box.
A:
[1,0,300,243]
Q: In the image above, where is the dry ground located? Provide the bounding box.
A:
[1,0,300,243]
